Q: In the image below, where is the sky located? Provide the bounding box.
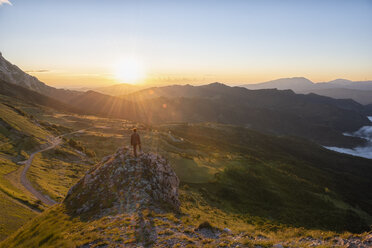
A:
[0,0,372,88]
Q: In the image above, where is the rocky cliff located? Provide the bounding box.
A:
[64,147,180,218]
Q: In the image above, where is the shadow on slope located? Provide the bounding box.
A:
[163,124,372,233]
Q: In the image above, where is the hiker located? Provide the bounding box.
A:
[130,128,141,157]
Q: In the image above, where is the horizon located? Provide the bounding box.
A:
[1,0,372,88]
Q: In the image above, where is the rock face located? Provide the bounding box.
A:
[63,147,180,217]
[0,52,80,102]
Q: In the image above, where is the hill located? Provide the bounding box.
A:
[0,92,97,240]
[1,124,372,247]
[306,88,372,105]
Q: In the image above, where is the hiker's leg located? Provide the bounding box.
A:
[133,144,137,157]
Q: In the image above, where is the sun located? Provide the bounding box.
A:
[114,58,145,84]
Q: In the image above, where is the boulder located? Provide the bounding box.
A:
[64,147,180,218]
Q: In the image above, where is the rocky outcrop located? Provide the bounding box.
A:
[63,147,180,218]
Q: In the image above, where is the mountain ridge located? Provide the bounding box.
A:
[241,77,372,104]
[0,52,81,102]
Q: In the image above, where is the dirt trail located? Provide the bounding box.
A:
[19,129,86,206]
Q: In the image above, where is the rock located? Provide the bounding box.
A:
[223,228,231,233]
[64,147,180,218]
[273,244,284,248]
[195,221,219,239]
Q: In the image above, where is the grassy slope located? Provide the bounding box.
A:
[0,157,41,208]
[33,115,372,232]
[0,96,93,241]
[0,102,50,141]
[1,104,371,246]
[0,158,37,241]
[26,147,91,202]
[1,184,369,248]
[162,124,372,233]
[0,98,54,240]
[0,192,36,242]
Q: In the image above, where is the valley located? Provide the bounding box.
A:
[1,1,372,246]
[1,92,372,246]
[0,54,372,247]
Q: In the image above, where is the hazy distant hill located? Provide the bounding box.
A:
[241,77,315,91]
[93,83,147,96]
[0,52,81,102]
[123,83,220,100]
[319,79,372,91]
[241,77,372,104]
[307,88,372,105]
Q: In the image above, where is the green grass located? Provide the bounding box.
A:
[54,119,372,232]
[162,123,372,233]
[1,200,368,248]
[0,156,37,241]
[26,147,91,202]
[1,96,372,244]
[0,103,50,141]
[0,192,36,241]
[0,157,39,207]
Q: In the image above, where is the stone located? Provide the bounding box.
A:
[273,244,284,248]
[63,147,180,218]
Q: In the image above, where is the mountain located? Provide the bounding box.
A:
[0,52,80,102]
[0,79,82,114]
[122,83,220,100]
[240,77,316,91]
[66,83,371,147]
[306,88,372,105]
[93,83,147,96]
[319,79,372,91]
[1,52,371,147]
[241,77,372,104]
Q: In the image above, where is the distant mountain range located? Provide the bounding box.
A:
[61,83,372,147]
[241,77,372,104]
[93,83,148,96]
[1,52,371,147]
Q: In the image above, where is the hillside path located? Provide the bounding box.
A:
[19,129,86,206]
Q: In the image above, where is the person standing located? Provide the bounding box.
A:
[130,128,141,157]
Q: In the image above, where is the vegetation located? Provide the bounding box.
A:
[0,102,49,142]
[26,147,92,202]
[1,91,372,245]
[162,123,372,232]
[0,158,38,241]
[0,96,95,240]
[0,192,36,241]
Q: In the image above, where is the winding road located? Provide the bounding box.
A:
[19,129,86,206]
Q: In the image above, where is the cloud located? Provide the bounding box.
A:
[25,69,50,73]
[0,0,12,6]
[325,146,372,159]
[324,116,372,159]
